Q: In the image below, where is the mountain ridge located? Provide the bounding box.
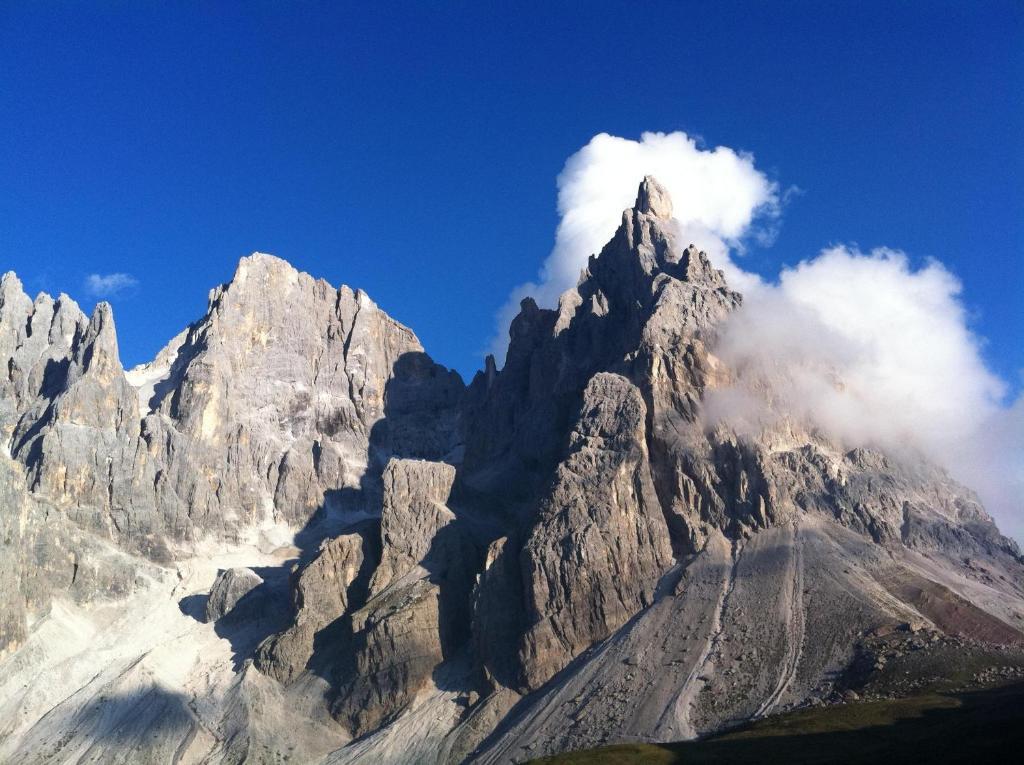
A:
[0,177,1021,764]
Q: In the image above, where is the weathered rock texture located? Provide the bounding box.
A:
[206,567,265,622]
[255,527,379,683]
[0,453,154,663]
[331,458,477,736]
[2,178,1023,765]
[518,372,673,689]
[456,177,1023,761]
[0,254,463,567]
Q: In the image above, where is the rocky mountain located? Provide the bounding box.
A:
[1,178,1021,764]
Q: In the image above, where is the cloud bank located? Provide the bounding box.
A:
[497,131,1021,541]
[706,247,1022,541]
[85,272,138,297]
[490,131,780,359]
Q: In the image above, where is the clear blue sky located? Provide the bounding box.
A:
[1,1,1021,388]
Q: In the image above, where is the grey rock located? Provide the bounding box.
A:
[1,254,464,563]
[13,303,157,546]
[464,174,1020,683]
[205,567,264,622]
[335,576,447,735]
[517,373,673,690]
[635,174,673,218]
[457,177,1023,759]
[0,273,88,441]
[255,528,379,682]
[3,179,1024,765]
[332,458,476,736]
[472,536,525,690]
[128,253,463,542]
[0,450,156,657]
[470,519,1018,762]
[369,459,460,595]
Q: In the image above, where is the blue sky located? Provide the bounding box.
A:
[1,1,1020,390]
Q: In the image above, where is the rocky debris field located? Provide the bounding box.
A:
[835,625,1024,701]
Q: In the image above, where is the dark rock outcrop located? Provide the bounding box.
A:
[255,527,379,683]
[205,567,265,622]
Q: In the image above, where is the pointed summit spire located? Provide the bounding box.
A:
[77,301,123,377]
[635,175,673,219]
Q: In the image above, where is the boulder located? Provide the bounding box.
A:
[205,567,264,623]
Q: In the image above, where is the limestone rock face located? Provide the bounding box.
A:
[0,254,464,560]
[455,177,1022,760]
[255,528,379,683]
[635,174,673,218]
[460,176,746,694]
[471,536,525,691]
[131,253,464,539]
[0,453,155,657]
[0,253,463,669]
[0,279,164,555]
[206,567,264,622]
[332,458,476,736]
[0,273,88,442]
[459,177,740,520]
[0,459,32,657]
[15,303,153,537]
[369,459,460,594]
[517,373,673,689]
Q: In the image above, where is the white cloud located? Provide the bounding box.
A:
[969,394,1024,542]
[706,247,1022,542]
[489,131,780,359]
[85,272,138,297]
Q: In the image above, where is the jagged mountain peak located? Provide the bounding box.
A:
[232,250,302,282]
[216,251,325,308]
[87,299,114,328]
[635,174,673,218]
[213,252,381,328]
[75,301,122,376]
[0,271,25,301]
[570,176,730,315]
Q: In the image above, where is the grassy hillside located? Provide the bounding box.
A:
[529,682,1024,764]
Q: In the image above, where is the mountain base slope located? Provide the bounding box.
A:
[528,680,1024,765]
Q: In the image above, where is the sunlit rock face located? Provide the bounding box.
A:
[1,180,1021,765]
[0,253,464,558]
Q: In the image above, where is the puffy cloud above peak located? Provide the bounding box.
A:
[553,132,779,270]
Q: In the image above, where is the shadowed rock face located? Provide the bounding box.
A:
[328,458,479,736]
[206,568,264,623]
[2,178,1023,765]
[457,177,1023,760]
[255,527,379,683]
